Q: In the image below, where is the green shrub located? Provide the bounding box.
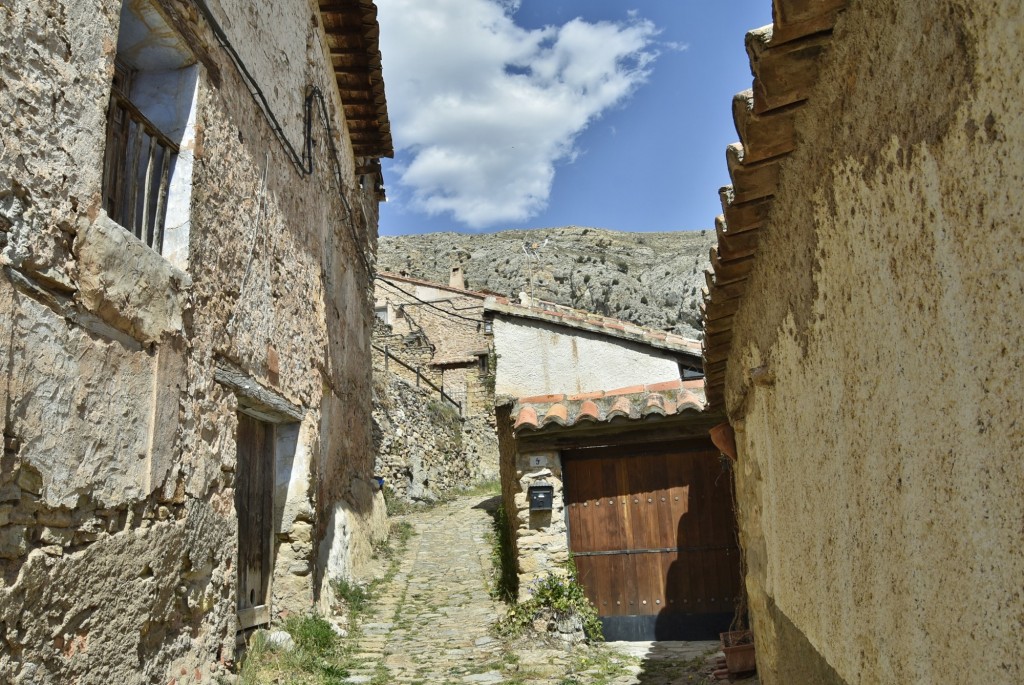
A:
[285,614,338,653]
[496,560,603,642]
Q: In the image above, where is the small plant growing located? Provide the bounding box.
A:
[331,577,371,615]
[426,398,461,434]
[489,502,518,603]
[239,614,347,684]
[496,559,603,642]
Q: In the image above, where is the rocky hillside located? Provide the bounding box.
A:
[377,226,715,339]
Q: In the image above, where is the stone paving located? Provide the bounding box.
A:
[339,494,758,685]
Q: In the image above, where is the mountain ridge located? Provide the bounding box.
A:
[376,226,715,339]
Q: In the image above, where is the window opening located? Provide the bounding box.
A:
[103,0,199,268]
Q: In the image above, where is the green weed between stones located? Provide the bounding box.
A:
[239,519,417,682]
[238,615,350,685]
[488,501,519,603]
[384,479,500,516]
[496,559,604,642]
[372,520,414,561]
[330,577,371,615]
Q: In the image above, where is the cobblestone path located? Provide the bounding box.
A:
[339,494,755,685]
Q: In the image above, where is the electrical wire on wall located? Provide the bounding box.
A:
[375,277,484,329]
[191,0,374,276]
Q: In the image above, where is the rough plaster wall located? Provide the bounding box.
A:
[725,2,1024,684]
[0,0,383,679]
[0,0,118,288]
[210,0,314,147]
[492,318,681,398]
[8,288,155,509]
[316,387,387,609]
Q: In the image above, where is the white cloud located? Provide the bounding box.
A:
[376,0,658,228]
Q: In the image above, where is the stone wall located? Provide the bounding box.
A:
[372,375,498,502]
[721,2,1024,683]
[373,277,494,414]
[0,0,385,681]
[496,439,570,600]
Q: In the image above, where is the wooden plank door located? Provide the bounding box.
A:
[236,412,274,630]
[564,442,741,641]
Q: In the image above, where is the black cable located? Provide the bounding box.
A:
[192,0,373,276]
[375,278,483,327]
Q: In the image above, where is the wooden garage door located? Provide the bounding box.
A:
[564,443,741,641]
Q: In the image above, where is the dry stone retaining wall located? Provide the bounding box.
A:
[372,375,498,502]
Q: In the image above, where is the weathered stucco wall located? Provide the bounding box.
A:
[724,3,1024,683]
[492,317,681,399]
[0,0,384,681]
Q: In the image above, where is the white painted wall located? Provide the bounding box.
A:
[492,316,681,398]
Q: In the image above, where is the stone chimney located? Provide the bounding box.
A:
[449,264,465,290]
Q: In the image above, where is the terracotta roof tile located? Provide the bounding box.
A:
[702,0,848,410]
[509,380,707,435]
[643,394,667,416]
[606,396,633,420]
[577,400,601,421]
[377,272,487,300]
[568,390,605,401]
[647,379,684,393]
[542,403,568,426]
[519,393,566,405]
[514,405,539,431]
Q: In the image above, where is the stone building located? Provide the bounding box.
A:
[373,270,494,414]
[486,297,738,641]
[371,271,499,501]
[702,0,1023,683]
[0,0,391,681]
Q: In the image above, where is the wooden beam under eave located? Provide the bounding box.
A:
[772,0,846,45]
[732,90,799,164]
[340,93,384,106]
[711,248,754,284]
[716,217,762,262]
[703,342,732,366]
[703,295,741,323]
[329,46,363,56]
[749,29,831,114]
[351,145,386,156]
[704,373,726,393]
[704,315,734,337]
[703,359,728,377]
[706,274,748,302]
[727,144,780,204]
[720,192,772,233]
[704,328,733,352]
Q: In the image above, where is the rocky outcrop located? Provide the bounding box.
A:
[378,227,715,338]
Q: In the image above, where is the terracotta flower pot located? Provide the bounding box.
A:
[723,643,756,673]
[720,630,756,674]
[709,422,738,461]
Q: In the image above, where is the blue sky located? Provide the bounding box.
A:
[376,0,772,235]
